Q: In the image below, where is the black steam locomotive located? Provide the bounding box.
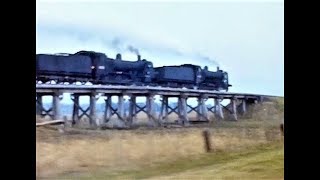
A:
[36,50,231,91]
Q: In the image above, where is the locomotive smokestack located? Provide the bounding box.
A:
[116,53,122,60]
[217,66,220,71]
[137,55,141,61]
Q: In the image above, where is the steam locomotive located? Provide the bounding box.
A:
[36,50,231,91]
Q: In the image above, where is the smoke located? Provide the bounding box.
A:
[111,37,122,51]
[110,37,140,56]
[196,54,220,67]
[39,24,220,66]
[127,45,140,56]
[42,23,219,66]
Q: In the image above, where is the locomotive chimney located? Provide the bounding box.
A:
[116,53,122,60]
[137,55,141,61]
[217,66,220,71]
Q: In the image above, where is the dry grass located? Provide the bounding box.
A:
[36,97,284,179]
[134,143,284,180]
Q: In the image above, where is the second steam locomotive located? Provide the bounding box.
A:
[36,50,232,91]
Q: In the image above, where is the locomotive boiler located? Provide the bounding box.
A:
[200,66,231,91]
[104,53,154,85]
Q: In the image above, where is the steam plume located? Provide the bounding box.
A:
[127,45,140,55]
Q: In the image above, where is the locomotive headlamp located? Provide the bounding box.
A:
[91,66,95,69]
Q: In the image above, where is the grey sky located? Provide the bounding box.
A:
[36,0,284,97]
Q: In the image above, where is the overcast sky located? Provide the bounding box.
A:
[36,0,284,97]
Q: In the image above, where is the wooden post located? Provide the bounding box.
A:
[177,97,183,124]
[180,95,189,126]
[242,99,247,114]
[146,94,156,127]
[197,97,202,121]
[158,96,165,124]
[231,98,238,121]
[89,92,97,127]
[128,95,136,126]
[72,94,79,125]
[104,95,112,123]
[200,96,208,121]
[133,97,137,119]
[118,95,124,121]
[36,94,43,116]
[280,123,284,136]
[164,96,169,122]
[62,115,68,128]
[52,92,62,120]
[237,99,247,116]
[215,98,224,119]
[202,130,213,152]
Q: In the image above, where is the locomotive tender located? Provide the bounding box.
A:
[36,50,231,91]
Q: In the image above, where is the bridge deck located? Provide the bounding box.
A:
[36,84,277,99]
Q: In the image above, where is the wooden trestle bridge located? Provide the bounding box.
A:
[36,84,275,128]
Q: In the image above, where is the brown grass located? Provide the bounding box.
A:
[36,98,284,179]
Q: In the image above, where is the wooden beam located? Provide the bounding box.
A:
[36,120,65,127]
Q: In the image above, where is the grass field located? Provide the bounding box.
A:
[69,142,283,180]
[36,97,284,179]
